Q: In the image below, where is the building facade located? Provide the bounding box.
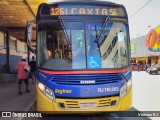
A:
[131,34,160,66]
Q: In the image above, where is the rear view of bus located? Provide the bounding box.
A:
[36,0,132,113]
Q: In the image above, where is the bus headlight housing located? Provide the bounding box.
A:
[120,80,132,98]
[38,82,55,102]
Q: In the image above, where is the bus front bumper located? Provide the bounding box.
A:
[37,86,132,113]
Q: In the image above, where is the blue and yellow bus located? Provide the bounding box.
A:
[35,0,132,113]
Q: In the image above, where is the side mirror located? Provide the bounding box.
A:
[27,24,32,42]
[26,22,36,54]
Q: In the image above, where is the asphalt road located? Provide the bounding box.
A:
[0,81,36,111]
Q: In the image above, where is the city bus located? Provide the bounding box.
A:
[32,0,132,113]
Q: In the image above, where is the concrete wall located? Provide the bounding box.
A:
[0,31,27,73]
[0,32,4,51]
[0,32,27,54]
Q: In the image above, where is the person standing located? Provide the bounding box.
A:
[29,56,36,83]
[145,63,149,72]
[16,56,30,95]
[137,63,140,72]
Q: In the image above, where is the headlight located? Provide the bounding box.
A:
[38,82,55,102]
[127,80,132,89]
[38,83,45,91]
[120,84,127,97]
[120,80,132,98]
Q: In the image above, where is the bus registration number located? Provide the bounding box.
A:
[80,102,96,109]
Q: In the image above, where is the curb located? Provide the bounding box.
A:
[24,97,36,112]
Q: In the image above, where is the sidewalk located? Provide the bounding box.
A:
[0,79,36,111]
[132,71,160,120]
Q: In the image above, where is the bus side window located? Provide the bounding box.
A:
[42,32,49,61]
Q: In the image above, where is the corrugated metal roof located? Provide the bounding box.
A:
[0,0,46,41]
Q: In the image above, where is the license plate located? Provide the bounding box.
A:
[80,102,96,109]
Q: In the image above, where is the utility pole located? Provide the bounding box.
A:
[0,28,10,73]
[6,30,10,73]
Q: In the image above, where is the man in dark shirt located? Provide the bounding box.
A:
[29,56,36,83]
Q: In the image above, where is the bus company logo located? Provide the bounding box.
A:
[87,24,102,30]
[85,88,92,95]
[146,26,160,55]
[80,80,95,84]
[55,89,72,94]
[88,25,91,30]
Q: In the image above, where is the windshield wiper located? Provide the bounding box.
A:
[94,16,110,56]
[59,16,70,42]
[95,16,110,43]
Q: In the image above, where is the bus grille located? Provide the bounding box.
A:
[65,101,79,108]
[57,97,118,109]
[51,74,123,85]
[97,99,111,107]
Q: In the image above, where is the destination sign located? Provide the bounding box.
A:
[50,6,124,16]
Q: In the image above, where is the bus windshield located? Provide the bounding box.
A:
[37,20,129,70]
